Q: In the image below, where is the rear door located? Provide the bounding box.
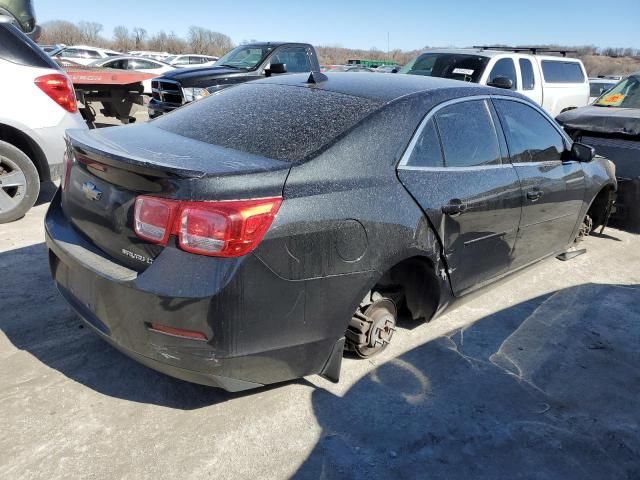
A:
[398,98,523,295]
[493,97,585,266]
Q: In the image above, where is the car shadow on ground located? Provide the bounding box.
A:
[295,282,640,480]
[0,243,306,410]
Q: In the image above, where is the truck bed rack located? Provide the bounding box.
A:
[472,46,577,57]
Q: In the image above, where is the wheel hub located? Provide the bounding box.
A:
[0,156,27,212]
[346,297,397,358]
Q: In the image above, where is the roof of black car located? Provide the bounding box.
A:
[258,72,511,103]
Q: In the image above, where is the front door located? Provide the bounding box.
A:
[493,98,586,266]
[398,98,522,295]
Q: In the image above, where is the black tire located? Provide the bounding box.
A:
[0,140,40,223]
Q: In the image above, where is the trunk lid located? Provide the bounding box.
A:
[62,124,291,271]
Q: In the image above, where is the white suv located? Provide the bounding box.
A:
[51,45,121,66]
[400,47,590,117]
[0,20,87,222]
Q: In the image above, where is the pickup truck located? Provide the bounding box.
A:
[399,47,590,118]
[148,42,320,118]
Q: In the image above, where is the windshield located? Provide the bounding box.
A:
[214,45,273,69]
[399,52,490,83]
[594,76,640,108]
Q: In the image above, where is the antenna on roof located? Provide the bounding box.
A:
[473,46,577,57]
[306,71,328,85]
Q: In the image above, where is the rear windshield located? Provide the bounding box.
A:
[153,83,382,162]
[399,53,490,83]
[541,61,585,83]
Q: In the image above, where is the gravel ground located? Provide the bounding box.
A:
[1,190,639,480]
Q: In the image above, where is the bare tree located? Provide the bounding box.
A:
[113,26,133,52]
[132,27,147,50]
[188,26,233,56]
[78,21,103,45]
[38,20,82,45]
[166,32,188,54]
[147,30,169,51]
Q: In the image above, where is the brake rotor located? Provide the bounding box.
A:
[346,298,397,358]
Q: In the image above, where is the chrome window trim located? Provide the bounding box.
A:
[398,94,571,171]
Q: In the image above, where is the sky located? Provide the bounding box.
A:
[36,0,640,51]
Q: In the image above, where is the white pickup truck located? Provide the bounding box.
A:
[400,47,590,117]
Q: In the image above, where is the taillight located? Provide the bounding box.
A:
[133,196,282,257]
[34,73,77,113]
[134,196,178,244]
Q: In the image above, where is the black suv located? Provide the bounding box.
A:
[148,42,320,118]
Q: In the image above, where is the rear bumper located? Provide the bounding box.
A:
[34,112,87,179]
[45,190,353,391]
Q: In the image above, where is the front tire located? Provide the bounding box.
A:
[0,141,40,223]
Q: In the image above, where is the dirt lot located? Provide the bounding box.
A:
[1,191,639,480]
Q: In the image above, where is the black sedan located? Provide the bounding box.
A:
[46,73,616,391]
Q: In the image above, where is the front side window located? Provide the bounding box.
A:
[129,59,158,70]
[434,100,501,167]
[59,48,80,58]
[270,47,310,73]
[173,56,190,65]
[494,99,565,163]
[489,58,518,90]
[83,50,102,59]
[105,59,127,69]
[189,56,204,64]
[519,59,535,90]
[406,119,444,168]
[541,61,585,83]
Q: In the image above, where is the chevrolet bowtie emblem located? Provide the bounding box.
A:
[82,181,102,201]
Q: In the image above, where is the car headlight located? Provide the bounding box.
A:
[182,87,210,102]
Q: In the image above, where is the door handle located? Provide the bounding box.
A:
[526,190,543,201]
[441,200,468,216]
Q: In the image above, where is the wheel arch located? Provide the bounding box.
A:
[587,183,616,229]
[0,123,50,182]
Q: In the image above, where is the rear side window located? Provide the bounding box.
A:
[494,99,565,162]
[153,83,381,162]
[0,23,60,70]
[519,59,535,90]
[541,61,585,83]
[434,100,501,167]
[406,119,444,168]
[488,58,518,90]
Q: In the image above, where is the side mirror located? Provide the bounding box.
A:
[571,142,596,162]
[264,63,287,77]
[487,76,513,89]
